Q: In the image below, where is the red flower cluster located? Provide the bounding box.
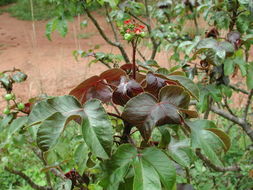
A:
[123,19,145,35]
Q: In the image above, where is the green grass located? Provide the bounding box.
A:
[0,0,16,6]
[7,0,56,20]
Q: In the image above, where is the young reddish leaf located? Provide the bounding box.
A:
[70,69,126,104]
[69,76,111,104]
[112,76,144,106]
[100,68,127,86]
[122,85,191,141]
[120,64,134,74]
[86,83,112,103]
[180,109,198,118]
[143,72,175,97]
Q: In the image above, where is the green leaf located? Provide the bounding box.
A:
[224,57,235,76]
[224,49,247,76]
[133,159,161,190]
[247,62,253,89]
[206,128,231,152]
[12,72,27,83]
[46,18,58,41]
[158,125,171,149]
[8,116,27,137]
[167,138,193,167]
[29,96,85,151]
[82,99,113,159]
[37,112,78,151]
[0,114,14,133]
[28,95,83,126]
[167,75,199,100]
[45,18,68,40]
[186,120,225,166]
[74,142,89,174]
[57,19,68,37]
[141,147,176,190]
[57,179,72,190]
[102,144,137,189]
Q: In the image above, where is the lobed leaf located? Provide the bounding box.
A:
[122,85,194,140]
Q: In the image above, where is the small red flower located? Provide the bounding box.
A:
[126,29,131,33]
[134,28,141,34]
[139,25,145,29]
[124,19,131,24]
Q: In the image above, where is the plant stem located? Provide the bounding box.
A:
[144,0,160,60]
[243,89,253,121]
[210,105,253,142]
[120,121,133,144]
[81,1,130,64]
[4,166,52,190]
[132,40,137,80]
[196,148,241,172]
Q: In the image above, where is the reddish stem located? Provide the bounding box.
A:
[132,40,137,80]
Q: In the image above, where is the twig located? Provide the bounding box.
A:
[105,4,119,42]
[108,112,122,119]
[128,12,148,26]
[50,168,66,180]
[195,148,241,172]
[4,166,52,190]
[137,48,147,61]
[120,121,133,144]
[144,0,160,60]
[111,102,121,115]
[243,89,253,121]
[210,105,253,142]
[224,97,236,117]
[82,1,130,64]
[31,148,66,181]
[229,84,249,95]
[2,68,21,73]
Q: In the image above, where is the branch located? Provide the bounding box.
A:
[31,147,66,181]
[82,1,130,64]
[224,97,236,117]
[108,112,122,120]
[243,89,253,121]
[195,148,241,172]
[128,12,148,26]
[50,168,66,180]
[210,105,253,142]
[229,84,249,95]
[5,166,52,190]
[105,4,119,42]
[137,48,147,61]
[144,0,160,60]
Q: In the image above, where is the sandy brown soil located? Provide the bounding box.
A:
[0,12,174,107]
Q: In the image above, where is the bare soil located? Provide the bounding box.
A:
[0,12,173,106]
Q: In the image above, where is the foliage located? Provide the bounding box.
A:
[0,0,16,7]
[1,0,253,190]
[6,0,57,20]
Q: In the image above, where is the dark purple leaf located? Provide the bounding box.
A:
[144,72,167,97]
[227,31,241,49]
[122,85,192,140]
[69,69,126,104]
[144,72,178,97]
[112,76,144,106]
[100,68,127,87]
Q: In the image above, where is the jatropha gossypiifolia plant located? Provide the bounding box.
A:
[3,0,253,189]
[22,19,232,189]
